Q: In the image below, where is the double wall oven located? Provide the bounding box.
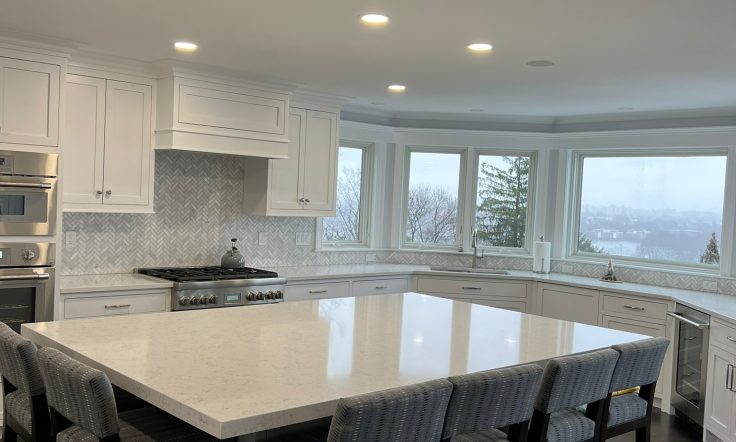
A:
[0,150,58,331]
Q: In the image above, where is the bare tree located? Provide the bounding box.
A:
[406,184,457,245]
[323,167,362,241]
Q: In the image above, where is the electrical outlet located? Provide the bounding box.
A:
[295,232,311,246]
[258,232,267,246]
[365,253,377,263]
[702,279,718,292]
[560,264,574,274]
[65,231,77,248]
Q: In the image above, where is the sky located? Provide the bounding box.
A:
[581,156,727,213]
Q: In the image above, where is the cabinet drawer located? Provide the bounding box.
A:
[471,298,527,313]
[416,278,527,298]
[602,294,668,322]
[352,278,408,297]
[539,284,599,326]
[711,318,736,351]
[64,291,169,319]
[285,282,351,301]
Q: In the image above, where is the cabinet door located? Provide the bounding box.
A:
[539,284,599,326]
[300,110,337,212]
[63,75,106,205]
[601,315,668,397]
[103,80,152,206]
[705,344,735,441]
[269,110,305,210]
[0,58,59,146]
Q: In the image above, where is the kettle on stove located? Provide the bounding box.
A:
[221,238,245,268]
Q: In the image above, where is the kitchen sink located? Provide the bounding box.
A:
[429,266,510,275]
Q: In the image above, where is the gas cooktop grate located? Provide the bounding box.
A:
[138,266,279,282]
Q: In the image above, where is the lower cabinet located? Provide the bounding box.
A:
[538,284,599,326]
[705,318,736,442]
[352,278,408,297]
[414,276,529,313]
[62,289,170,319]
[285,281,351,302]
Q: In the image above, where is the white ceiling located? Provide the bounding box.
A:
[2,0,736,119]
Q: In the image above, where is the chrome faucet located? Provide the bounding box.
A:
[471,229,483,268]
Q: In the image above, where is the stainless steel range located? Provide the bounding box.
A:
[137,267,286,311]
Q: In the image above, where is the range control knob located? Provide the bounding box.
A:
[206,294,217,304]
[275,290,283,299]
[257,292,266,301]
[265,291,275,300]
[246,292,257,301]
[189,296,202,305]
[179,296,191,306]
[22,249,36,261]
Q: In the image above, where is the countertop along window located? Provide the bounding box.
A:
[321,143,372,248]
[570,151,728,270]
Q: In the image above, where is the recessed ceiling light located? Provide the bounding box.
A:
[388,84,406,93]
[526,60,555,67]
[371,101,386,106]
[174,41,198,52]
[470,109,485,113]
[360,14,389,25]
[466,43,493,54]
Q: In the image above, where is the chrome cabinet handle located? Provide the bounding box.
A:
[728,364,732,390]
[727,336,736,344]
[374,286,387,290]
[462,286,482,290]
[308,290,327,294]
[624,305,645,311]
[104,304,131,309]
[666,312,709,329]
[0,182,52,189]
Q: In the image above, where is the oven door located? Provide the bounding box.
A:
[0,177,57,236]
[0,268,53,332]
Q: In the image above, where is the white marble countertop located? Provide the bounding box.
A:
[60,273,173,294]
[22,293,647,438]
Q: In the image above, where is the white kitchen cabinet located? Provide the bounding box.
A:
[63,74,154,212]
[61,289,170,319]
[538,283,599,326]
[414,276,529,312]
[705,318,736,442]
[155,71,290,158]
[0,57,60,147]
[285,281,351,302]
[243,106,338,216]
[352,278,408,297]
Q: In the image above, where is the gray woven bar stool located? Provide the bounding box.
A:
[36,347,219,442]
[0,322,51,442]
[441,363,544,441]
[327,378,454,442]
[529,348,620,442]
[597,337,670,441]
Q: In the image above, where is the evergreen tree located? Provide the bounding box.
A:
[578,233,605,254]
[475,156,529,248]
[700,232,720,264]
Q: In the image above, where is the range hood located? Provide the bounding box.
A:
[154,66,296,158]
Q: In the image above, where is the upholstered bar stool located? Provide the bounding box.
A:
[441,363,544,441]
[529,348,620,442]
[596,337,670,441]
[36,347,219,441]
[0,322,51,442]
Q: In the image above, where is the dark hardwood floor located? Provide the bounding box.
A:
[610,410,701,442]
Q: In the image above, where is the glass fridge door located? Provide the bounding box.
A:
[675,320,703,406]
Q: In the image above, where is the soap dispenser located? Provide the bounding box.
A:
[221,238,246,268]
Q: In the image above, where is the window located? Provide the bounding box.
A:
[474,153,534,250]
[321,144,371,246]
[573,153,727,268]
[404,150,463,248]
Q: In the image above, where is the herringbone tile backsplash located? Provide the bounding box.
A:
[61,151,375,274]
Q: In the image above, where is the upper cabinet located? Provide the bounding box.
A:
[243,106,338,216]
[155,69,290,158]
[0,57,60,147]
[63,74,154,212]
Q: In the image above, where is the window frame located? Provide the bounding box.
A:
[401,146,467,251]
[318,141,374,249]
[471,149,538,255]
[567,148,729,271]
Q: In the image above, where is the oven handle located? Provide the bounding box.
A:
[0,182,52,190]
[667,311,709,329]
[0,273,50,282]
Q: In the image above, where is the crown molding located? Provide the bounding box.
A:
[291,88,353,109]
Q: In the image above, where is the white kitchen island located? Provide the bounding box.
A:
[22,293,648,440]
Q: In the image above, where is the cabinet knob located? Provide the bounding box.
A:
[304,198,310,203]
[298,197,305,203]
[105,190,112,197]
[96,190,103,197]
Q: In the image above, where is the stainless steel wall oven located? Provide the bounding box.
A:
[0,243,54,332]
[0,150,58,236]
